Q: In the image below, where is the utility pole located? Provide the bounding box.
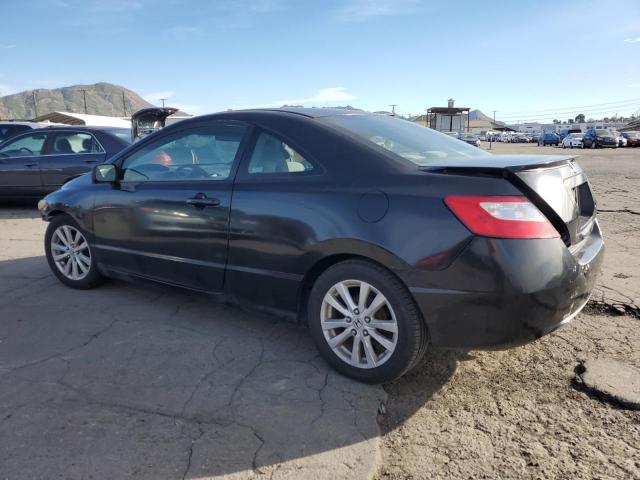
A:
[389,104,397,116]
[32,91,38,118]
[490,110,497,151]
[122,90,127,117]
[160,98,167,108]
[80,89,88,114]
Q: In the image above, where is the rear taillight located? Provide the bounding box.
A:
[444,195,560,239]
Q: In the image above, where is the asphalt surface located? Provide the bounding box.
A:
[0,142,638,479]
[0,207,384,479]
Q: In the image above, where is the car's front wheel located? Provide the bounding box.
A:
[45,214,105,289]
[307,260,427,383]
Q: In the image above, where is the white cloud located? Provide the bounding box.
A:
[142,90,175,103]
[230,87,357,110]
[624,37,640,43]
[0,44,16,50]
[627,84,640,88]
[334,0,422,22]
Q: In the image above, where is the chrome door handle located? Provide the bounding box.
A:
[186,194,220,208]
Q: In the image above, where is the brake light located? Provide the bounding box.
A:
[444,196,559,239]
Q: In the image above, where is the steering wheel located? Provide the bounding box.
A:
[175,164,208,179]
[19,147,34,155]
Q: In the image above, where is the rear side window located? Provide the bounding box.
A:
[51,132,104,154]
[247,132,314,174]
[0,133,47,157]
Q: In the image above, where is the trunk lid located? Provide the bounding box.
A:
[424,155,596,246]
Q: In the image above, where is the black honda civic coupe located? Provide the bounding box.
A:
[38,108,604,383]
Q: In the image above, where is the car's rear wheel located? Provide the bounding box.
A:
[45,214,105,289]
[307,260,427,383]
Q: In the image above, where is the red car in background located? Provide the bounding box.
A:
[620,131,640,147]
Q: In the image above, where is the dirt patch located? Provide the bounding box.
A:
[376,144,640,479]
[376,312,640,479]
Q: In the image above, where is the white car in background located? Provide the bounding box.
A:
[562,133,584,149]
[611,131,627,147]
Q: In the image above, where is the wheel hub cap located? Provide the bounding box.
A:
[320,280,398,369]
[51,225,92,281]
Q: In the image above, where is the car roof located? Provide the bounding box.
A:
[194,107,367,122]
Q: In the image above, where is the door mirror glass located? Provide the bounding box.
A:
[94,164,117,183]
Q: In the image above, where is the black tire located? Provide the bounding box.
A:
[307,259,427,384]
[45,214,105,289]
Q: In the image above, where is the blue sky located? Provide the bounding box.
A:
[1,0,639,122]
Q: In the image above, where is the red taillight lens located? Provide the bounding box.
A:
[444,195,560,239]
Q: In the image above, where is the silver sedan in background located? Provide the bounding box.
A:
[562,133,584,149]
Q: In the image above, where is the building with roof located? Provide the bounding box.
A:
[33,111,130,128]
[425,99,470,132]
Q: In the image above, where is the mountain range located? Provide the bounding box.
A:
[0,82,154,120]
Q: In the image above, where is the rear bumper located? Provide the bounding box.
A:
[408,221,605,349]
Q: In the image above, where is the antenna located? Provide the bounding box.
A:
[160,98,167,108]
[122,90,127,116]
[389,104,397,115]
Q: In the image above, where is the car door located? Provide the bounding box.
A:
[0,131,49,196]
[225,129,320,310]
[92,121,249,292]
[39,131,107,191]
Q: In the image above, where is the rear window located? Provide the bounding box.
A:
[320,114,489,166]
[595,129,612,136]
[0,124,30,142]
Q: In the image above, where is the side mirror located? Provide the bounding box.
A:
[94,164,117,183]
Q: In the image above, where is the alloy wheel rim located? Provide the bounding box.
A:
[320,280,398,369]
[51,225,92,281]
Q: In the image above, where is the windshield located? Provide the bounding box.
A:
[569,133,582,138]
[595,129,612,136]
[460,133,477,139]
[319,114,489,166]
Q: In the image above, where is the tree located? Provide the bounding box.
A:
[575,113,585,123]
[553,119,560,124]
[568,118,574,124]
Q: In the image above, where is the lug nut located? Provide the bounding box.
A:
[351,329,357,336]
[365,317,371,323]
[346,317,352,323]
[363,329,369,336]
[353,308,360,315]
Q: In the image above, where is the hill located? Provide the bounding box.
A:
[0,82,154,120]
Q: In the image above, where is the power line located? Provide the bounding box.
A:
[497,98,640,118]
[501,107,638,123]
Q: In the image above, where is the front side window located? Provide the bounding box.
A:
[0,133,47,157]
[51,132,104,154]
[122,125,246,182]
[320,114,489,167]
[247,132,314,174]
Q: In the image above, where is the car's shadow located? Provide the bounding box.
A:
[0,255,459,479]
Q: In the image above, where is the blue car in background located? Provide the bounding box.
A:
[0,126,130,200]
[538,132,560,146]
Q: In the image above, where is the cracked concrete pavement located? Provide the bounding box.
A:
[0,207,385,479]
